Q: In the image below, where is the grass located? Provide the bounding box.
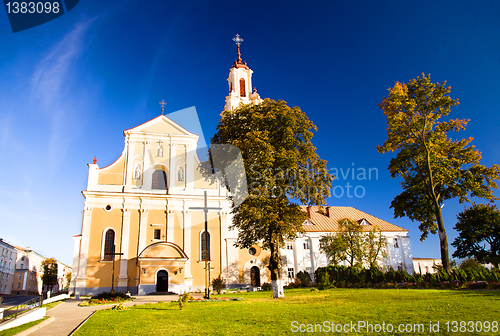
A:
[74,288,500,335]
[0,317,49,336]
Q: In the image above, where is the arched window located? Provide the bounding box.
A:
[103,229,115,260]
[239,78,246,97]
[200,231,210,261]
[152,169,167,190]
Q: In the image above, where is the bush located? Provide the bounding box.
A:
[261,283,272,291]
[91,291,129,300]
[178,291,190,310]
[296,271,312,287]
[211,275,226,294]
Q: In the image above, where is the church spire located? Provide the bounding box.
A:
[232,34,248,69]
[223,34,262,113]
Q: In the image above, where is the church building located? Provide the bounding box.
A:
[71,36,413,295]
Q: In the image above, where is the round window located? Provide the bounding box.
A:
[248,247,257,256]
[105,205,112,211]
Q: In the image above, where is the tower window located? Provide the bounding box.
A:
[103,229,115,260]
[152,169,168,190]
[201,231,210,261]
[154,229,161,240]
[239,78,246,97]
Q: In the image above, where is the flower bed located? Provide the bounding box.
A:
[188,296,243,302]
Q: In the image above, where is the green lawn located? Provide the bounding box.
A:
[74,288,500,335]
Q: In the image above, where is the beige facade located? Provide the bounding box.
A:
[72,43,413,295]
[0,238,17,295]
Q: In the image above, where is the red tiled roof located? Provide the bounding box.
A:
[301,206,407,233]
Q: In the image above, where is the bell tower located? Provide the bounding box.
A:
[223,34,262,112]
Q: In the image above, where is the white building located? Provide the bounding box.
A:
[282,206,414,283]
[0,238,17,295]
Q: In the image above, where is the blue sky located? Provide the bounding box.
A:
[1,1,499,266]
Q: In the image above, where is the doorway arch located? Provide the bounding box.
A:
[156,270,169,292]
[250,266,260,287]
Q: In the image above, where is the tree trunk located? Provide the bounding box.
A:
[434,203,451,273]
[425,146,451,273]
[269,241,284,298]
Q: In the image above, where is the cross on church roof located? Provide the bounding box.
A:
[232,34,243,46]
[232,34,248,69]
[159,99,167,114]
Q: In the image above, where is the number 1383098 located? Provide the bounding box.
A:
[445,321,498,333]
[5,2,60,14]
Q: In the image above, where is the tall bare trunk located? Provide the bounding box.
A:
[269,240,284,298]
[425,148,451,273]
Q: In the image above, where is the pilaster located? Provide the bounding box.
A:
[138,208,149,254]
[167,209,175,243]
[169,142,177,191]
[183,209,193,282]
[118,207,132,289]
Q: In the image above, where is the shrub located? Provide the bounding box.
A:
[261,282,272,291]
[211,275,226,294]
[178,291,190,310]
[296,271,312,287]
[91,291,129,300]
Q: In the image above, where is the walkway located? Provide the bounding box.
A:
[27,294,197,336]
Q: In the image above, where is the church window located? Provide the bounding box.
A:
[288,268,294,279]
[105,205,112,211]
[152,169,168,190]
[103,229,115,261]
[303,240,310,250]
[177,166,184,182]
[154,229,161,240]
[248,247,257,256]
[394,238,399,248]
[200,231,210,261]
[21,256,25,261]
[239,78,246,97]
[286,243,293,250]
[20,264,23,269]
[133,163,142,180]
[18,273,21,279]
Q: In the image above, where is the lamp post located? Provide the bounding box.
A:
[109,247,124,293]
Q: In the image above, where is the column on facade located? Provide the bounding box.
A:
[167,209,175,243]
[183,209,193,285]
[138,207,149,255]
[71,235,82,290]
[118,207,132,289]
[169,142,177,191]
[142,141,152,191]
[76,206,92,285]
[186,143,194,190]
[307,236,316,281]
[219,209,228,278]
[124,138,134,188]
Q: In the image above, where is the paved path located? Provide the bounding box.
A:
[27,294,197,336]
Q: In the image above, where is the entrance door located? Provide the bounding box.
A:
[156,270,169,292]
[250,266,260,287]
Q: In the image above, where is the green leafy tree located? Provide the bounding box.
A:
[208,99,332,298]
[319,233,348,266]
[377,74,500,272]
[319,219,387,267]
[340,219,366,267]
[65,272,72,290]
[41,258,58,293]
[452,203,500,268]
[364,226,387,267]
